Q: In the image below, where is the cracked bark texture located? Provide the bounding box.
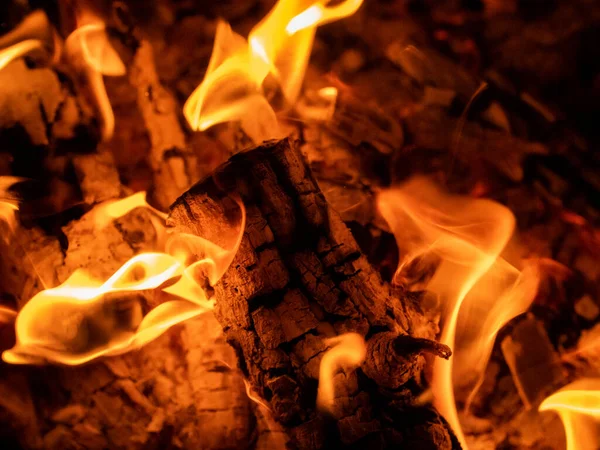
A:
[169,138,457,449]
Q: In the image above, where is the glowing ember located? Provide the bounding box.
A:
[317,332,366,413]
[64,6,125,141]
[540,379,600,450]
[184,0,364,142]
[378,176,539,447]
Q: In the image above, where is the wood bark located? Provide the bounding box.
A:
[169,137,457,449]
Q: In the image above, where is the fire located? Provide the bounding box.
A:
[316,332,366,413]
[3,253,183,365]
[0,10,56,71]
[377,176,539,447]
[0,306,17,324]
[539,379,600,450]
[0,176,27,233]
[3,193,246,365]
[63,5,125,142]
[91,192,167,230]
[0,40,45,72]
[184,0,364,142]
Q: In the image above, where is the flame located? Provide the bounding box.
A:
[3,195,246,365]
[0,306,17,324]
[3,253,183,365]
[540,379,600,450]
[286,0,363,34]
[316,332,366,413]
[0,40,45,72]
[0,10,56,71]
[377,176,539,447]
[91,192,167,230]
[0,176,27,232]
[64,6,125,142]
[184,0,364,142]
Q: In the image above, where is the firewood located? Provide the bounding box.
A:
[0,205,258,449]
[108,6,201,210]
[169,137,457,449]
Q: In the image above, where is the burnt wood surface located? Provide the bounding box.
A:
[169,137,456,450]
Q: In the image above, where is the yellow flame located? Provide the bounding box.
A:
[184,0,363,142]
[286,0,363,34]
[0,176,26,232]
[0,10,56,71]
[316,332,366,413]
[0,40,45,72]
[64,8,125,142]
[377,176,538,448]
[3,253,184,365]
[3,195,246,365]
[540,379,600,450]
[91,192,167,230]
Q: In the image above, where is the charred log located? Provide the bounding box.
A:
[169,137,457,449]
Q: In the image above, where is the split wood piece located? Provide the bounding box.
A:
[169,137,456,449]
[0,59,95,150]
[0,207,258,450]
[108,7,200,210]
[130,40,200,209]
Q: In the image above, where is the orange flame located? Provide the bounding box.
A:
[3,253,184,365]
[3,195,246,365]
[0,176,26,233]
[0,306,17,324]
[377,176,538,447]
[0,40,45,71]
[64,7,125,141]
[184,0,363,142]
[316,332,366,413]
[540,379,600,450]
[0,10,57,71]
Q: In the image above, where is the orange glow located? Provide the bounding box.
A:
[64,7,125,141]
[0,40,45,71]
[286,0,363,34]
[317,332,366,413]
[377,176,538,448]
[3,196,246,365]
[3,253,184,365]
[296,86,338,121]
[540,379,600,450]
[0,10,56,70]
[184,0,363,142]
[0,306,17,324]
[0,176,25,232]
[91,192,166,230]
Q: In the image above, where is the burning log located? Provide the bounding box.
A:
[169,137,457,449]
